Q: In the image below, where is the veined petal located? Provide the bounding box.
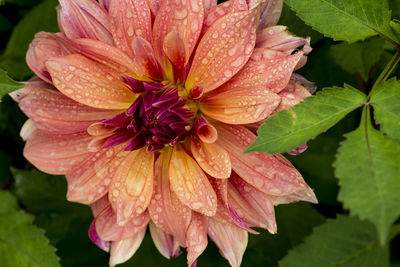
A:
[145,0,161,15]
[26,32,74,83]
[200,85,281,124]
[89,219,111,252]
[214,123,316,199]
[186,212,208,267]
[149,150,192,246]
[228,172,277,233]
[163,29,187,71]
[24,131,92,175]
[153,0,204,67]
[190,134,231,178]
[99,0,110,11]
[204,0,217,14]
[169,146,217,216]
[208,219,248,267]
[95,201,149,241]
[109,147,154,225]
[109,0,153,58]
[149,222,181,259]
[275,81,311,112]
[131,37,164,81]
[19,84,119,134]
[251,0,283,30]
[186,9,257,92]
[46,54,135,110]
[58,0,113,44]
[66,145,125,204]
[109,227,146,267]
[218,48,303,95]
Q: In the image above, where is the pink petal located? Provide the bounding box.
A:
[214,123,317,202]
[66,145,125,204]
[200,85,281,124]
[109,0,153,58]
[190,134,231,179]
[148,150,192,246]
[204,0,218,14]
[153,0,204,68]
[26,32,74,83]
[275,81,311,112]
[109,147,154,225]
[24,131,92,175]
[46,54,135,110]
[169,146,217,217]
[251,0,283,30]
[186,9,257,93]
[131,37,164,81]
[91,195,109,217]
[228,172,277,233]
[99,0,110,11]
[95,201,149,241]
[208,218,248,267]
[149,222,181,259]
[186,212,208,267]
[20,119,37,141]
[163,29,188,82]
[109,227,146,267]
[18,83,119,134]
[194,116,218,143]
[89,219,111,252]
[217,48,303,94]
[58,0,113,44]
[145,0,161,15]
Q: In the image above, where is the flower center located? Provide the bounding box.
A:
[100,78,195,153]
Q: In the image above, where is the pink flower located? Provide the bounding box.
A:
[12,0,317,266]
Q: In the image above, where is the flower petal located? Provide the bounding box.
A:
[131,37,164,81]
[200,85,281,124]
[109,227,146,267]
[66,145,125,204]
[145,0,161,15]
[19,83,119,134]
[186,212,208,267]
[99,0,110,11]
[214,123,316,200]
[251,0,283,30]
[275,81,311,112]
[89,219,111,252]
[46,54,135,109]
[186,9,257,92]
[24,131,92,175]
[109,0,153,58]
[149,150,192,246]
[194,116,218,143]
[153,0,204,67]
[58,0,113,44]
[190,134,231,179]
[149,222,181,259]
[204,0,218,14]
[26,32,74,83]
[108,147,154,225]
[169,146,217,216]
[217,48,303,94]
[208,218,248,267]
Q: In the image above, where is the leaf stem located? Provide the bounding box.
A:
[371,49,400,93]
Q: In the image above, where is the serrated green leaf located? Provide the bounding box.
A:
[284,0,399,44]
[279,215,389,267]
[334,109,400,244]
[0,190,60,267]
[370,79,400,140]
[246,86,367,154]
[329,37,386,81]
[0,69,24,100]
[0,0,58,80]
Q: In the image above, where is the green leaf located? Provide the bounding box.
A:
[246,85,367,154]
[0,190,60,267]
[329,37,386,81]
[0,69,24,100]
[391,0,400,20]
[334,109,400,244]
[0,0,59,80]
[370,79,400,140]
[284,0,399,44]
[279,215,389,267]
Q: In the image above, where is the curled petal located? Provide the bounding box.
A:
[252,0,283,30]
[149,150,192,246]
[46,54,135,110]
[132,37,164,81]
[91,195,109,217]
[275,81,311,112]
[169,146,217,216]
[200,86,281,124]
[204,0,217,14]
[194,116,218,143]
[214,123,317,202]
[58,0,113,44]
[89,219,111,252]
[24,131,92,175]
[99,0,110,11]
[109,0,153,58]
[26,32,74,83]
[109,147,154,225]
[109,227,147,267]
[190,134,231,179]
[145,0,161,15]
[149,222,181,259]
[20,119,37,141]
[186,9,257,92]
[208,219,248,267]
[287,143,308,156]
[186,212,208,267]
